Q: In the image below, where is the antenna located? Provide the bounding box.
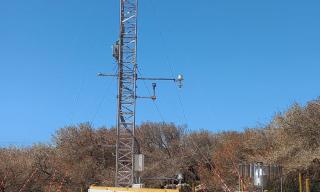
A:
[98,0,184,187]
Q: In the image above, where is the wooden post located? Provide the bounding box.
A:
[306,178,310,192]
[299,173,303,192]
[238,175,241,192]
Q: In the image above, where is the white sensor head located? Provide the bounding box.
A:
[177,74,184,81]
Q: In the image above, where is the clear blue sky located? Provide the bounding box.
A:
[1,0,320,146]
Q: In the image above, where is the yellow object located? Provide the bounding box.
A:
[299,173,303,192]
[306,178,310,192]
[88,186,180,192]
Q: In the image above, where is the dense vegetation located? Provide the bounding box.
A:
[1,99,320,191]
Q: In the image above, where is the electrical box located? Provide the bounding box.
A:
[134,154,144,172]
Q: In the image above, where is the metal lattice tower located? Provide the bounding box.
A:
[115,0,138,187]
[98,0,184,188]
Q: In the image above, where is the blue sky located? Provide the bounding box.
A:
[1,0,320,146]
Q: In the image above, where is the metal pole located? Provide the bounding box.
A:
[280,176,283,192]
[138,77,176,81]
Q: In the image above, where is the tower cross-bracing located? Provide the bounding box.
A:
[115,0,138,187]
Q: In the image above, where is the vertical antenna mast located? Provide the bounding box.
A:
[115,0,138,187]
[98,0,184,188]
